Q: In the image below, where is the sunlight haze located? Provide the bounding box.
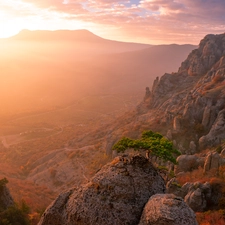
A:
[0,0,225,44]
[1,1,225,224]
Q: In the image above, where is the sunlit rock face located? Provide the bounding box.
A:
[140,33,225,153]
[38,155,165,225]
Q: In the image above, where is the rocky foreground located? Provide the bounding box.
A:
[38,155,197,225]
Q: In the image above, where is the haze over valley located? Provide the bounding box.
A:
[0,30,196,125]
[1,0,225,224]
[0,30,197,214]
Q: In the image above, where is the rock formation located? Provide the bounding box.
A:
[37,32,225,223]
[38,155,166,225]
[99,33,225,158]
[131,33,225,154]
[183,182,211,212]
[145,34,225,154]
[138,194,198,225]
[166,178,224,212]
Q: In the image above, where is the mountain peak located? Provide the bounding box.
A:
[10,29,102,42]
[178,33,225,76]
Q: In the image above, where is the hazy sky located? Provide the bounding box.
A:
[0,0,225,44]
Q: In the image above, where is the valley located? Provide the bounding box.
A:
[0,30,197,217]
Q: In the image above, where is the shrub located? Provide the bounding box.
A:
[113,130,181,164]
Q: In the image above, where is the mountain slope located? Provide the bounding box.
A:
[4,29,151,53]
[102,33,225,155]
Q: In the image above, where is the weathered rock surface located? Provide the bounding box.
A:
[38,155,165,225]
[138,194,198,225]
[166,179,222,212]
[200,109,225,149]
[183,182,211,212]
[204,151,225,173]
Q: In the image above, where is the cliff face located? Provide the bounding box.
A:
[141,33,225,153]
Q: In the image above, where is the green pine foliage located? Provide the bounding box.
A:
[112,130,181,164]
[0,178,30,225]
[0,206,30,225]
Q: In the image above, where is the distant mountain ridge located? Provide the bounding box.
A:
[9,29,107,42]
[5,29,152,52]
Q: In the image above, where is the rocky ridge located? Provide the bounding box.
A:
[143,33,225,153]
[102,33,225,155]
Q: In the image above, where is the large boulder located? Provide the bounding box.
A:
[138,194,198,225]
[38,155,165,225]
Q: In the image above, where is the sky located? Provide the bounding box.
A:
[0,0,225,44]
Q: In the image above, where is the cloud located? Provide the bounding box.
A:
[139,0,185,13]
[22,0,87,13]
[1,0,225,44]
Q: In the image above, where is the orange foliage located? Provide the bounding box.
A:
[176,167,222,186]
[212,75,224,83]
[7,177,56,213]
[196,211,225,225]
[176,167,205,185]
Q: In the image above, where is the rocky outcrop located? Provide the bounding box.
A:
[166,178,224,212]
[183,182,211,212]
[200,109,225,149]
[203,151,225,173]
[138,194,198,225]
[179,34,225,76]
[38,155,166,225]
[138,33,225,153]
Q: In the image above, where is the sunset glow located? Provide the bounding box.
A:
[0,1,225,44]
